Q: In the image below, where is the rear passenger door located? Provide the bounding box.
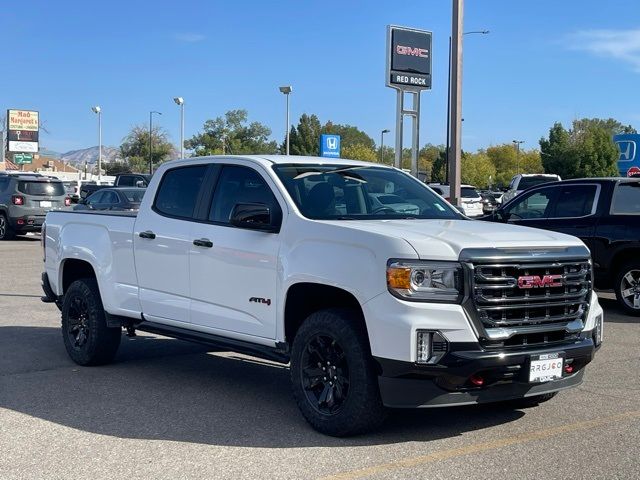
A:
[134,164,208,324]
[189,163,284,339]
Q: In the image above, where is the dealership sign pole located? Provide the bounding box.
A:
[7,110,39,170]
[386,25,432,177]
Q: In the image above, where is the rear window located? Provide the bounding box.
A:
[461,187,479,198]
[518,176,558,190]
[18,181,65,196]
[154,166,207,219]
[611,182,640,214]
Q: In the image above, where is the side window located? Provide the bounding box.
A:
[549,185,597,218]
[209,166,280,224]
[87,191,104,205]
[117,176,135,187]
[154,165,207,219]
[611,182,640,214]
[504,187,557,219]
[102,191,119,204]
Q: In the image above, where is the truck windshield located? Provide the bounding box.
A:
[273,164,460,220]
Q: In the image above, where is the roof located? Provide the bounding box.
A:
[161,154,385,170]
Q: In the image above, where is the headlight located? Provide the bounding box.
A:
[387,260,464,302]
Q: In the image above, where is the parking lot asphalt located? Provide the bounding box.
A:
[1,235,638,480]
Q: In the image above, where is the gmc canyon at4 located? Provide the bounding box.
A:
[41,155,603,436]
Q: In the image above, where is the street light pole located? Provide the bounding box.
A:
[445,30,489,183]
[91,106,102,181]
[279,86,292,155]
[380,129,390,163]
[513,140,524,174]
[149,111,162,174]
[448,0,464,207]
[173,97,184,159]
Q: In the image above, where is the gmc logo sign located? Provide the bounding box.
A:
[396,45,429,58]
[517,274,563,289]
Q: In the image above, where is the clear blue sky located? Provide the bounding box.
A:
[2,0,639,154]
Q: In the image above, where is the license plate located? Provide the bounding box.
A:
[529,353,563,383]
[40,201,52,207]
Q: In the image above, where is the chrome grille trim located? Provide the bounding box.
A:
[460,247,592,348]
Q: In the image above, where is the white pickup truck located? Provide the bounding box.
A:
[41,155,603,436]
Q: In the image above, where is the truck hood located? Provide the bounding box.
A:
[324,219,585,261]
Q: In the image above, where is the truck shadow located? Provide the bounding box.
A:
[597,297,639,323]
[0,326,525,448]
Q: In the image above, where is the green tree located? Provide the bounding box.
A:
[104,162,131,175]
[286,114,322,156]
[431,149,447,183]
[572,118,636,136]
[322,122,375,150]
[461,152,496,188]
[120,125,174,173]
[341,143,377,162]
[540,119,620,178]
[486,144,518,185]
[186,110,278,156]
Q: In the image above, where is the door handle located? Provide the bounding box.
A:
[193,238,213,248]
[139,230,156,239]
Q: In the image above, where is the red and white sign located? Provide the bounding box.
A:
[627,166,640,177]
[517,274,563,289]
[8,110,39,132]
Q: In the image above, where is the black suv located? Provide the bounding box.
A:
[0,173,70,240]
[481,178,640,316]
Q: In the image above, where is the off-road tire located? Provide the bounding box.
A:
[61,278,121,365]
[0,213,15,240]
[614,262,640,317]
[290,308,386,436]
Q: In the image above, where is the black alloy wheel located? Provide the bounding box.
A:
[300,334,350,415]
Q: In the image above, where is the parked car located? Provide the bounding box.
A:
[369,193,420,215]
[481,177,640,315]
[79,173,151,200]
[428,183,484,217]
[62,180,80,202]
[501,174,561,204]
[0,173,70,240]
[41,155,603,436]
[75,187,145,211]
[479,192,498,214]
[490,190,505,204]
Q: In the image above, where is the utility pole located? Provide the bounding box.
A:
[448,0,464,206]
[513,140,524,174]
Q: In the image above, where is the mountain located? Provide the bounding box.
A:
[61,146,122,165]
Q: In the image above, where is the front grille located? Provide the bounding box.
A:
[470,258,592,348]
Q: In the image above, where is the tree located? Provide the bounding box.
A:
[120,125,174,173]
[431,149,447,183]
[104,162,131,175]
[186,110,278,156]
[484,144,543,185]
[286,114,322,156]
[461,152,496,188]
[572,118,636,136]
[341,143,377,162]
[322,122,375,150]
[540,119,620,179]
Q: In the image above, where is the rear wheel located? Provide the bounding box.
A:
[614,263,640,317]
[61,278,121,365]
[290,308,386,436]
[0,213,15,240]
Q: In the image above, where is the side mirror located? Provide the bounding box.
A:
[230,203,279,233]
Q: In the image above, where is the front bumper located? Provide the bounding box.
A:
[376,335,597,408]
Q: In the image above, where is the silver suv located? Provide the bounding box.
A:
[0,173,70,240]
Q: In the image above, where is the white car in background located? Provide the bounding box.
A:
[428,183,484,217]
[501,174,561,204]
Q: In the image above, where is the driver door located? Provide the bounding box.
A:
[501,185,560,229]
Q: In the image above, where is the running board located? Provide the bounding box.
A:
[135,320,290,364]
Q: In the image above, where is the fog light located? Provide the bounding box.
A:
[594,314,603,346]
[416,330,449,364]
[416,331,431,364]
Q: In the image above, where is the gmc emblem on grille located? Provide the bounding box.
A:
[517,274,563,289]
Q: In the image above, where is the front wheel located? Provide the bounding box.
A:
[614,263,640,317]
[290,308,386,436]
[61,278,121,365]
